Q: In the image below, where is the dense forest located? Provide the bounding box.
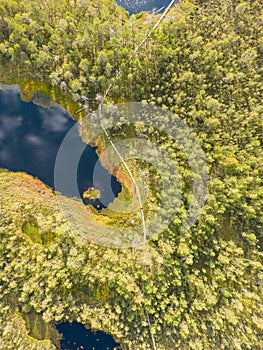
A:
[0,0,262,349]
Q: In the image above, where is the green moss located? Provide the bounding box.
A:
[22,310,61,347]
[22,221,56,246]
[22,221,42,245]
[0,0,262,349]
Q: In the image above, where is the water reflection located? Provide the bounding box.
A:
[56,321,121,350]
[116,0,172,14]
[0,86,121,208]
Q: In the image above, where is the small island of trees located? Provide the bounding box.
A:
[0,0,262,349]
[83,187,101,200]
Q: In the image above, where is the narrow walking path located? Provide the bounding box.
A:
[98,100,147,242]
[98,0,181,246]
[97,3,179,349]
[78,2,180,348]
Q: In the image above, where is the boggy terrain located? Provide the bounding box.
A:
[0,0,262,349]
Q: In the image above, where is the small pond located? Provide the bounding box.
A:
[0,4,173,350]
[116,0,173,14]
[56,321,121,350]
[0,85,121,209]
[0,85,122,348]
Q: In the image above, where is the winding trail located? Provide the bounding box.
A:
[77,1,180,349]
[97,3,179,350]
[98,0,181,246]
[98,99,148,242]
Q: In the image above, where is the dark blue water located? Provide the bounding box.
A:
[0,85,122,347]
[0,86,121,208]
[57,321,121,350]
[116,0,172,14]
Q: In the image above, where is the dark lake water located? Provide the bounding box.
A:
[57,321,120,350]
[116,0,172,14]
[0,4,175,350]
[0,86,121,209]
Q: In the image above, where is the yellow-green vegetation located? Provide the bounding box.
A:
[0,300,57,350]
[80,118,161,228]
[22,221,56,246]
[83,187,101,200]
[21,309,61,346]
[0,0,263,350]
[0,77,86,120]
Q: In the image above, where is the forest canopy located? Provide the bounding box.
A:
[0,0,262,349]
